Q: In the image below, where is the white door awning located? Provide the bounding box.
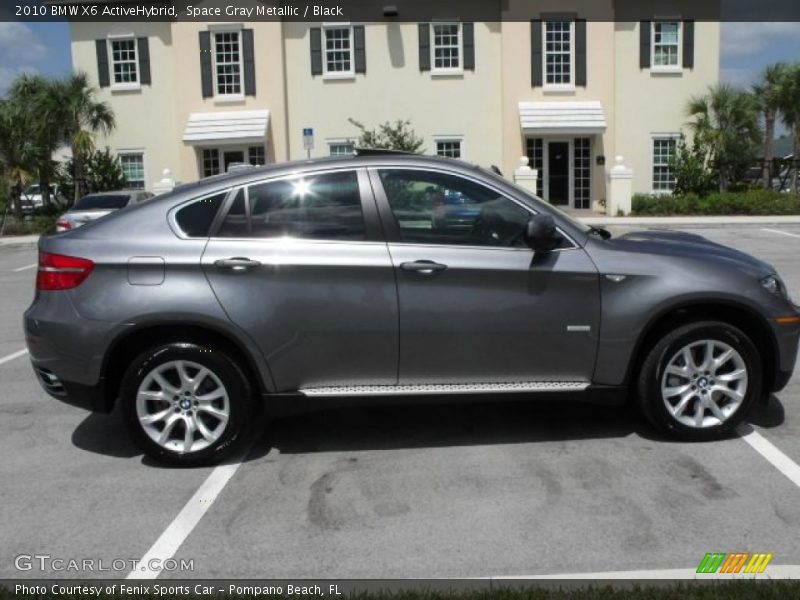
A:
[519,101,607,135]
[182,110,270,145]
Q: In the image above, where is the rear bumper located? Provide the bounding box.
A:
[31,362,111,412]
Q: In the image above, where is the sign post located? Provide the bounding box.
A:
[302,127,314,159]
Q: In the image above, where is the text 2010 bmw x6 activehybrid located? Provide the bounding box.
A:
[25,152,800,465]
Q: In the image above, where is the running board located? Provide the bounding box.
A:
[299,381,589,397]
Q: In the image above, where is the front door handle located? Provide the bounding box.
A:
[214,257,261,272]
[399,260,448,274]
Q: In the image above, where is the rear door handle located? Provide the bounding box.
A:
[399,260,448,274]
[214,257,261,272]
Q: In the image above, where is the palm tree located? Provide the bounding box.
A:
[687,84,761,192]
[53,72,115,204]
[776,63,800,194]
[753,63,788,188]
[0,100,36,219]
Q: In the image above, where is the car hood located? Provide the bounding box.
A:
[607,229,774,275]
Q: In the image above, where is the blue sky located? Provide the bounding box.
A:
[2,20,800,110]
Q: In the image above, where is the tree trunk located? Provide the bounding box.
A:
[793,127,800,195]
[762,112,775,189]
[40,174,51,209]
[11,180,23,220]
[72,145,82,206]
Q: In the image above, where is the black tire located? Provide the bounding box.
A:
[121,342,256,466]
[636,321,762,441]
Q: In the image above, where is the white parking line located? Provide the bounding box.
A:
[126,448,253,579]
[12,263,37,272]
[762,228,800,239]
[736,423,800,489]
[0,348,28,366]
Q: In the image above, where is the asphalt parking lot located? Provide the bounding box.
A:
[2,225,800,580]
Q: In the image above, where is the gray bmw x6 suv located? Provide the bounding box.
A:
[25,152,800,465]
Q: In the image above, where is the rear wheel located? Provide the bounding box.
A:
[636,321,761,441]
[121,342,256,466]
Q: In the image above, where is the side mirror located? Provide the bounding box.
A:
[524,214,559,252]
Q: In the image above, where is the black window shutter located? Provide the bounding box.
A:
[353,25,366,73]
[242,29,256,95]
[463,23,475,70]
[418,23,430,71]
[310,27,322,75]
[683,20,695,69]
[640,21,651,69]
[137,37,151,85]
[575,19,587,86]
[531,20,543,87]
[199,31,213,98]
[95,39,110,87]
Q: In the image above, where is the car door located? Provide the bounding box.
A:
[369,167,600,385]
[201,168,399,392]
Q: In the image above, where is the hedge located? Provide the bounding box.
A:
[632,190,800,216]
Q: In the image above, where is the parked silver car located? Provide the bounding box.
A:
[55,190,154,232]
[25,152,800,465]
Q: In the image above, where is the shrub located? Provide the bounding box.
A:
[632,189,800,216]
[0,213,57,236]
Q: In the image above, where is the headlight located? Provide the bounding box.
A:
[761,274,790,301]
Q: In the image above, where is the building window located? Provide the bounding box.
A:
[435,139,462,159]
[324,26,354,75]
[525,138,544,196]
[653,137,678,191]
[110,38,138,85]
[214,31,242,96]
[652,22,681,68]
[431,23,462,72]
[202,149,220,178]
[544,21,573,86]
[574,138,591,210]
[119,153,145,189]
[329,141,355,156]
[248,146,265,166]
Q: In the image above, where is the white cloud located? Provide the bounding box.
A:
[0,22,48,63]
[722,22,800,58]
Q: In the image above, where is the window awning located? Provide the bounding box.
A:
[519,101,607,135]
[182,110,270,146]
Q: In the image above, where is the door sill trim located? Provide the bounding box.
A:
[299,381,589,397]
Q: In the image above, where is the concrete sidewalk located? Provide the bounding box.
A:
[0,234,40,246]
[579,215,800,227]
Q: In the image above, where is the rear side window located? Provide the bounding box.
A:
[174,192,227,238]
[218,171,365,241]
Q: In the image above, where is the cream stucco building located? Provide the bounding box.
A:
[69,0,719,212]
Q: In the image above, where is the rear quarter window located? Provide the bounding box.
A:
[174,192,227,238]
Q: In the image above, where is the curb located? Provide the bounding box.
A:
[0,234,41,247]
[579,216,800,227]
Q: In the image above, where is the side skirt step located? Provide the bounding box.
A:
[299,381,590,397]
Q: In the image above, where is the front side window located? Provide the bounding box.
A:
[324,26,353,75]
[110,38,138,85]
[214,31,242,95]
[653,22,681,68]
[175,192,227,238]
[378,170,531,247]
[119,153,145,189]
[432,23,462,72]
[202,149,220,178]
[544,21,573,86]
[435,140,462,159]
[653,137,678,191]
[218,171,366,241]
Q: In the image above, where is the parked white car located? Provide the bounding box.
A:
[21,184,66,212]
[55,190,154,232]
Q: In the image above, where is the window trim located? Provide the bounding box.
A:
[322,23,356,79]
[433,136,465,160]
[430,21,464,75]
[209,25,245,100]
[542,20,575,91]
[651,133,681,194]
[199,146,265,178]
[117,149,147,190]
[107,33,140,91]
[327,138,356,156]
[651,20,683,73]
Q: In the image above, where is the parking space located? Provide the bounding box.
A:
[2,225,799,579]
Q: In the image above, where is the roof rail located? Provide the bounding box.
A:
[353,147,417,156]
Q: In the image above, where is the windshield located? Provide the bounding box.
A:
[74,194,131,211]
[23,185,40,196]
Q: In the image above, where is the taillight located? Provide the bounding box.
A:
[36,252,94,291]
[55,219,72,231]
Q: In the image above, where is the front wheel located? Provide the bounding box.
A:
[636,321,762,441]
[121,342,256,466]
